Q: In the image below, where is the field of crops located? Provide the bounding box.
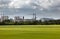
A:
[0,25,60,39]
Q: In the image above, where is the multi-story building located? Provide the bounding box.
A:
[14,16,23,22]
[1,16,9,22]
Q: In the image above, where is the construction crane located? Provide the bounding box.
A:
[32,13,37,21]
[28,12,37,21]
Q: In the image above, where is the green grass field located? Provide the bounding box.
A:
[0,25,60,39]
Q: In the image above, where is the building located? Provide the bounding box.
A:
[14,16,23,22]
[24,19,34,22]
[1,16,9,22]
[40,18,54,22]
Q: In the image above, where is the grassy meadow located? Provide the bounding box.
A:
[0,25,60,39]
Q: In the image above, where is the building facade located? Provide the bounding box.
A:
[14,16,23,22]
[1,16,9,22]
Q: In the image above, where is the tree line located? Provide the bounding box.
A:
[0,19,60,25]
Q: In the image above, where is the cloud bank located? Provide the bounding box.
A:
[0,0,60,19]
[8,0,60,9]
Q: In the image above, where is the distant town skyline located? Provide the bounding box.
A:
[0,0,60,19]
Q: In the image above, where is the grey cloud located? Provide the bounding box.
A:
[0,0,60,19]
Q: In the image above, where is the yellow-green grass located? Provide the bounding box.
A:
[0,25,60,39]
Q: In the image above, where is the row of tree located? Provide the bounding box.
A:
[0,19,60,25]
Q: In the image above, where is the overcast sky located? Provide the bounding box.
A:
[0,0,60,19]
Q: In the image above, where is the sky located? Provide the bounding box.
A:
[0,0,60,19]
